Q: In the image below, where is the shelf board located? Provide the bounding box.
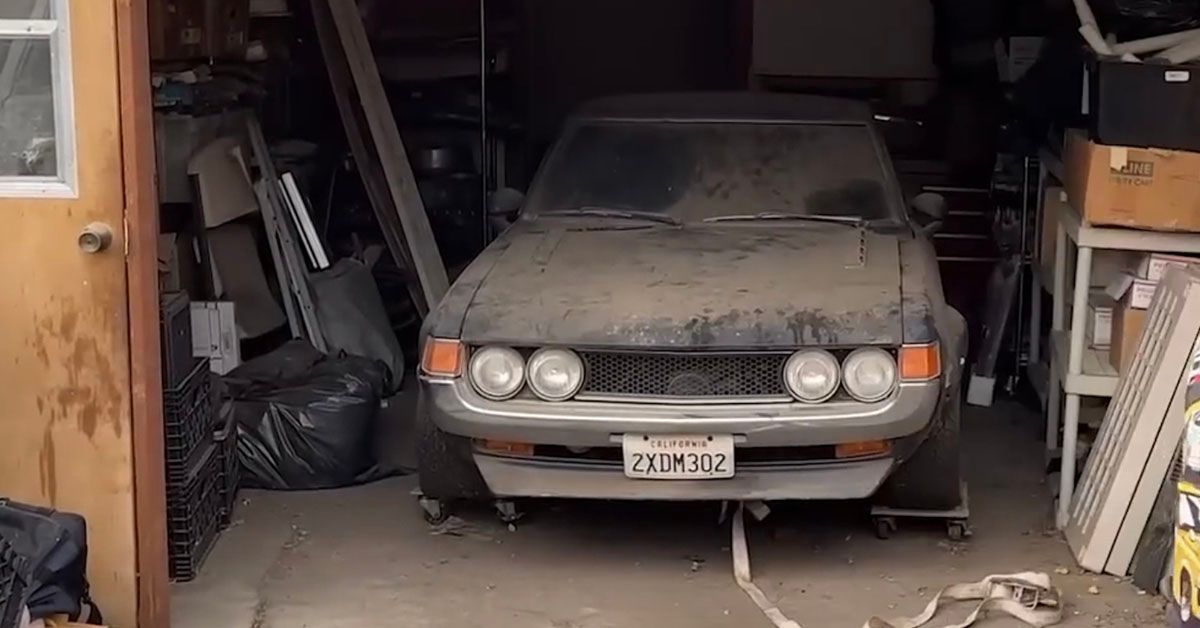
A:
[1051,331,1119,397]
[1061,200,1200,253]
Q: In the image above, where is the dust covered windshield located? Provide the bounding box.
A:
[528,121,899,223]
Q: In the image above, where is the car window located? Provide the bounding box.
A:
[527,121,900,223]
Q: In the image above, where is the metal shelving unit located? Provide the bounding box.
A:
[1035,153,1200,526]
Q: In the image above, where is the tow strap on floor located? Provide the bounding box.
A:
[730,503,1063,628]
[731,503,803,628]
[862,572,1063,628]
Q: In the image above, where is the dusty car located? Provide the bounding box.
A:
[416,93,966,522]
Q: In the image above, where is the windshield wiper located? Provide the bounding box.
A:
[541,206,681,226]
[702,212,864,226]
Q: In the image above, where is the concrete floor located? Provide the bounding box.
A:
[171,402,1166,628]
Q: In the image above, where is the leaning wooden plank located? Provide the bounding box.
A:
[324,0,450,309]
[308,0,428,314]
[1066,266,1200,573]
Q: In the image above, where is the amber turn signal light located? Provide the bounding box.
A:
[899,343,941,381]
[476,439,535,456]
[835,440,891,459]
[421,338,464,377]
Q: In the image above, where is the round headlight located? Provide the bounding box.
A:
[842,348,897,402]
[527,348,584,401]
[469,346,525,400]
[783,350,840,403]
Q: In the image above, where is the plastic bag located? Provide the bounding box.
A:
[223,341,390,490]
[1095,0,1200,40]
[310,258,405,395]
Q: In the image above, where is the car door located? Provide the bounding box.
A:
[0,1,166,626]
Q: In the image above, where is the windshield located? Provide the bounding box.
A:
[526,121,900,223]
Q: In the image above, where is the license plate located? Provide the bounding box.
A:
[621,434,734,479]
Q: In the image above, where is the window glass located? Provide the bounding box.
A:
[0,0,51,19]
[0,38,56,177]
[530,122,897,223]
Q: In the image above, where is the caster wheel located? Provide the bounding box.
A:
[419,496,448,525]
[494,499,524,524]
[947,521,970,541]
[874,517,897,539]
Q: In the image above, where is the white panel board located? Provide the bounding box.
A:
[1067,267,1200,574]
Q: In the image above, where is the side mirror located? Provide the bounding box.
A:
[910,192,947,234]
[488,187,525,217]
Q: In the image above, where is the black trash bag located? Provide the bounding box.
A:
[1094,0,1200,40]
[0,499,101,625]
[310,259,406,396]
[224,341,390,490]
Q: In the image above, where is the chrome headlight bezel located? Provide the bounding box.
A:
[841,347,898,403]
[468,345,526,400]
[783,349,841,403]
[526,347,585,402]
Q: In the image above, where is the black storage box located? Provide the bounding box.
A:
[1088,54,1200,151]
[167,442,223,581]
[160,291,193,388]
[213,409,240,527]
[164,358,215,479]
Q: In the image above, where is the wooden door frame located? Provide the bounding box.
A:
[115,0,169,626]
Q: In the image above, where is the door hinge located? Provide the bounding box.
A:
[123,216,130,257]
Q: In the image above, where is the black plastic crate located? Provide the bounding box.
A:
[213,408,240,527]
[160,291,193,389]
[165,358,214,479]
[168,442,223,582]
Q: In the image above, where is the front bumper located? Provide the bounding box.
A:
[420,378,943,500]
[421,378,941,448]
[475,453,895,500]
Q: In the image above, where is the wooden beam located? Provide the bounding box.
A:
[325,0,450,309]
[308,0,428,314]
[115,0,170,626]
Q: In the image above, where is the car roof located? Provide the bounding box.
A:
[571,92,874,124]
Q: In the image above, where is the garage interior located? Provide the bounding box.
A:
[9,0,1200,625]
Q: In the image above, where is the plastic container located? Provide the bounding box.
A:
[164,358,214,480]
[160,291,193,389]
[167,442,223,582]
[213,409,240,527]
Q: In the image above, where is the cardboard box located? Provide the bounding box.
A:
[1064,129,1200,232]
[1039,185,1140,290]
[1106,272,1158,309]
[1087,291,1114,347]
[148,0,207,61]
[1110,297,1148,374]
[207,0,249,59]
[1136,252,1200,282]
[157,233,202,296]
[148,0,248,61]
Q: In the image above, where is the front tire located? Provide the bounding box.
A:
[416,407,491,501]
[874,391,962,510]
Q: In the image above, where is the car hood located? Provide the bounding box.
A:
[461,225,905,349]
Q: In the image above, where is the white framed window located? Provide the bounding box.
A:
[0,0,76,198]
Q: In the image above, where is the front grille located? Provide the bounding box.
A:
[578,351,789,400]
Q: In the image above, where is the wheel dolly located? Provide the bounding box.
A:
[871,482,971,540]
